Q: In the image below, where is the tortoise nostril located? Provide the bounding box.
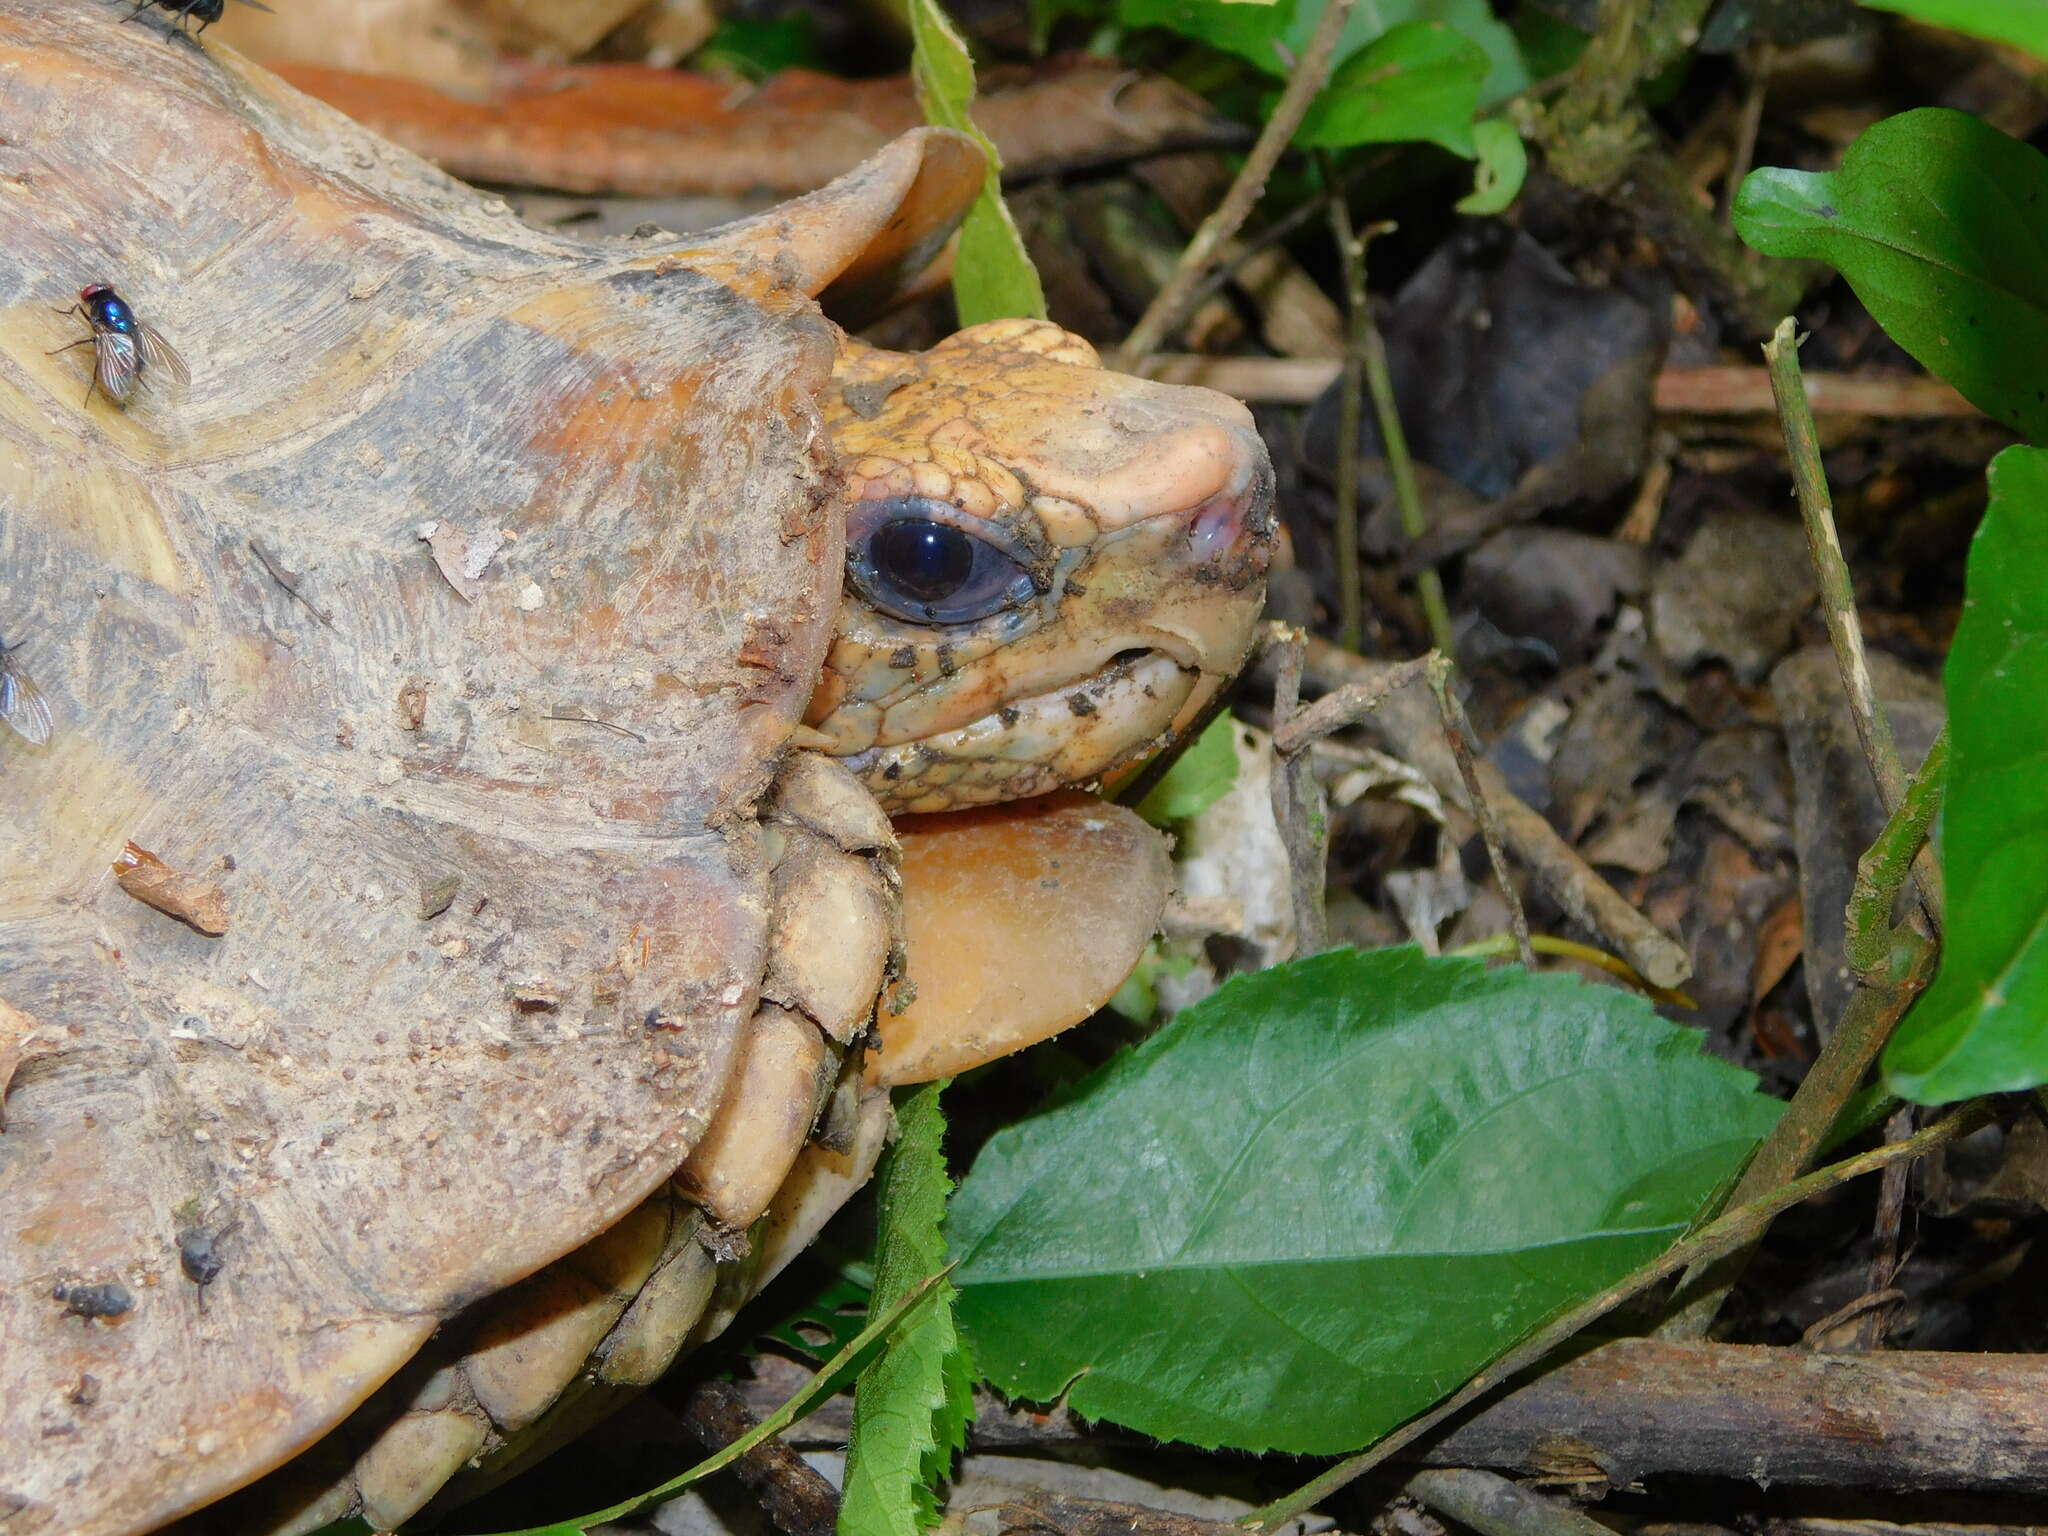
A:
[1186,493,1247,561]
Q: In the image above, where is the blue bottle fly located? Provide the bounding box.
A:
[124,0,274,36]
[48,283,190,407]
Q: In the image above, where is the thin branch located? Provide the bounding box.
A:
[1658,927,1937,1340]
[1404,1469,1614,1536]
[1115,0,1355,365]
[1271,655,1434,755]
[1245,1102,1999,1532]
[1764,318,1943,927]
[1266,624,1329,957]
[1426,655,1531,968]
[1287,638,1693,989]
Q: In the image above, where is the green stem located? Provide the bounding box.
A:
[1657,926,1936,1341]
[1355,231,1455,656]
[1845,726,1949,982]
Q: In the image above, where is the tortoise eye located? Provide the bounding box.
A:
[848,497,1037,625]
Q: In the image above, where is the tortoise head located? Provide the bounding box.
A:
[699,128,1272,814]
[806,319,1272,812]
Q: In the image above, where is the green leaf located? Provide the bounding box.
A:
[1137,714,1242,826]
[1294,21,1490,155]
[696,15,822,79]
[907,0,1048,326]
[950,948,1779,1455]
[1119,0,1297,71]
[1121,0,1526,103]
[1886,445,2048,1102]
[1456,118,1528,214]
[839,1084,973,1536]
[1733,109,2048,444]
[1859,0,2048,59]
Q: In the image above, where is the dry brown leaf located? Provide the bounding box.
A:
[263,58,1235,199]
[112,842,230,937]
[416,519,504,603]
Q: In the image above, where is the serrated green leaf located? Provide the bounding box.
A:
[1860,0,2048,58]
[949,948,1779,1455]
[907,0,1047,326]
[1294,21,1490,155]
[1733,109,2048,444]
[1137,714,1242,826]
[839,1084,973,1536]
[1886,445,2048,1102]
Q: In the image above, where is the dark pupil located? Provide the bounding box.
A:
[870,519,975,604]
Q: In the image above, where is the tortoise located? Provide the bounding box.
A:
[0,2,1274,1532]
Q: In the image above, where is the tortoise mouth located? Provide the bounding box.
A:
[839,647,1198,813]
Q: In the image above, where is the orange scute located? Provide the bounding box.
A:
[868,790,1172,1085]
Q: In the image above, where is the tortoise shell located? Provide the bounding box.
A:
[0,3,1272,1530]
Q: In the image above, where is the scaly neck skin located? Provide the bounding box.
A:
[805,319,1275,815]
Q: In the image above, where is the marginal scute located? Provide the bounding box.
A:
[672,1002,834,1229]
[460,1196,675,1434]
[595,1211,719,1388]
[767,749,900,855]
[764,827,896,1043]
[353,1409,491,1533]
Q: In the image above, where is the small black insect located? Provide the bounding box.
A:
[53,1280,134,1322]
[48,283,191,407]
[0,632,52,746]
[177,1219,239,1310]
[123,0,275,37]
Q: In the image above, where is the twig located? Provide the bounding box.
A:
[1136,358,1982,417]
[1266,624,1329,957]
[1355,229,1456,657]
[1115,0,1355,365]
[1284,638,1692,989]
[1853,1103,1917,1350]
[1658,928,1937,1340]
[1845,725,1949,983]
[1425,655,1531,968]
[1244,1102,1999,1532]
[1403,1469,1613,1536]
[749,1337,2048,1494]
[674,1379,838,1536]
[542,711,647,743]
[247,539,335,628]
[1764,319,1943,927]
[1719,42,1775,226]
[1323,154,1367,651]
[1271,655,1434,755]
[1445,932,1693,1009]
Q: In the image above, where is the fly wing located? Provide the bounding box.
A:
[0,664,53,746]
[94,330,141,401]
[135,319,191,386]
[231,0,276,10]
